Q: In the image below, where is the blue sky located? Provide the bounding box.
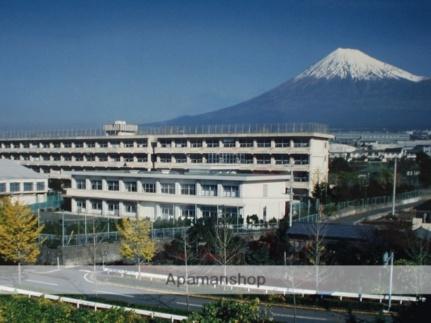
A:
[0,0,430,129]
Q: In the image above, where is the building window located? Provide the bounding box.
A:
[98,155,108,162]
[256,156,271,164]
[64,155,72,161]
[143,183,155,193]
[223,185,239,197]
[293,140,309,147]
[257,140,271,147]
[201,206,217,218]
[161,183,175,194]
[182,205,195,218]
[206,140,219,148]
[190,140,202,148]
[108,202,119,212]
[175,140,187,147]
[190,155,202,163]
[91,180,102,190]
[175,155,187,163]
[125,181,137,192]
[201,184,217,196]
[239,140,253,147]
[124,155,134,162]
[160,155,171,163]
[223,138,235,147]
[125,202,137,213]
[86,155,95,161]
[181,183,196,195]
[124,141,134,148]
[64,142,72,148]
[75,155,84,161]
[0,183,6,192]
[76,179,86,189]
[76,199,86,210]
[53,142,61,148]
[161,205,174,218]
[36,182,45,191]
[75,142,84,148]
[91,200,102,210]
[23,182,33,192]
[275,139,290,148]
[107,180,119,191]
[86,142,95,148]
[275,155,290,164]
[160,140,171,148]
[99,142,108,148]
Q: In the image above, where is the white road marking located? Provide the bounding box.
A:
[79,269,92,273]
[175,301,203,308]
[96,290,134,298]
[83,272,96,284]
[26,279,58,286]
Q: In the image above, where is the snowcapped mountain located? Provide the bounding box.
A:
[155,48,431,129]
[294,48,425,82]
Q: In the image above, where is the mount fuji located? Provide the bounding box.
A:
[158,48,431,129]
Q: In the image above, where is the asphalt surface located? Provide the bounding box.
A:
[0,266,390,323]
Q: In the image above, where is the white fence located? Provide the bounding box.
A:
[102,267,421,304]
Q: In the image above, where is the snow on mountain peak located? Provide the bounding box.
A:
[294,48,425,82]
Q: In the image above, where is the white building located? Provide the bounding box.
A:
[0,159,48,205]
[66,170,293,222]
[0,121,333,196]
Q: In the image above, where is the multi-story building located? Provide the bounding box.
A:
[0,121,332,197]
[66,170,292,222]
[0,159,48,205]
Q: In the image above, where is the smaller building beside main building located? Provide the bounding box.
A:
[66,170,293,222]
[0,159,48,205]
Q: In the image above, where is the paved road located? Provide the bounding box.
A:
[327,199,429,225]
[0,266,389,323]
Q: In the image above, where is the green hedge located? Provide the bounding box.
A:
[0,295,166,323]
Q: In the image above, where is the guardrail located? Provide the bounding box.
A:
[0,285,187,322]
[102,267,421,304]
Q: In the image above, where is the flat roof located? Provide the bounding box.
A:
[0,159,46,180]
[68,170,291,182]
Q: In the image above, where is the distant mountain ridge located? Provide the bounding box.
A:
[151,48,431,130]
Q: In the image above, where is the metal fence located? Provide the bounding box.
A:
[30,192,63,213]
[0,123,329,139]
[321,189,430,214]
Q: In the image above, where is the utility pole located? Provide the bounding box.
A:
[284,251,296,323]
[392,158,397,216]
[93,215,96,273]
[184,230,190,312]
[289,163,294,227]
[384,251,394,311]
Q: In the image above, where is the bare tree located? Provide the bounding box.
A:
[209,211,245,275]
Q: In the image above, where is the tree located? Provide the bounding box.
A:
[117,217,155,274]
[0,197,44,283]
[187,298,271,323]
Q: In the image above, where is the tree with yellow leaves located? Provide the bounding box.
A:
[0,197,44,283]
[117,217,155,275]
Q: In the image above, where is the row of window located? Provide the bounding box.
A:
[1,155,148,163]
[0,181,46,193]
[158,154,309,165]
[75,179,240,197]
[158,138,310,148]
[0,141,148,149]
[76,199,137,213]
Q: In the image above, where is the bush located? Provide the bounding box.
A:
[0,295,164,322]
